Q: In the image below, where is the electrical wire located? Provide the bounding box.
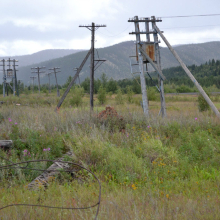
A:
[163,24,220,30]
[97,23,132,37]
[162,13,220,18]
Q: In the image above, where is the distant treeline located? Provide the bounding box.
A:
[1,59,220,95]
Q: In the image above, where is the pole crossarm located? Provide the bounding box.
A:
[153,24,220,119]
[56,49,92,110]
[139,47,166,80]
[128,17,162,22]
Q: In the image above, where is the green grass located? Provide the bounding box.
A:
[0,93,220,219]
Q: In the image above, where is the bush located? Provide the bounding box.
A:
[147,87,158,101]
[115,88,124,104]
[97,85,106,104]
[126,86,134,103]
[198,92,210,112]
[69,86,84,107]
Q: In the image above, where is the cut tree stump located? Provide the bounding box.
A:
[0,140,13,150]
[27,151,78,190]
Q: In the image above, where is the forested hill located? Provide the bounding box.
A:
[162,59,220,88]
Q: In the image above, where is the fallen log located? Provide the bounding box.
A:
[28,151,78,190]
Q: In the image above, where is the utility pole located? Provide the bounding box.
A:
[79,23,106,111]
[153,23,220,119]
[48,67,61,97]
[151,16,166,117]
[31,67,46,94]
[129,16,166,117]
[0,59,6,97]
[30,76,36,93]
[46,72,52,93]
[129,16,149,116]
[12,59,19,97]
[74,68,80,84]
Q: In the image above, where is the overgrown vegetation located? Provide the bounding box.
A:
[0,91,219,219]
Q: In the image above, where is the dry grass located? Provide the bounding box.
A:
[0,93,220,219]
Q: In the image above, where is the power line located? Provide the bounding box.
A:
[97,23,132,37]
[162,13,220,18]
[163,24,220,30]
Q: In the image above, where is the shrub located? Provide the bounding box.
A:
[115,88,124,104]
[97,85,107,104]
[69,86,84,107]
[126,86,134,103]
[198,92,210,112]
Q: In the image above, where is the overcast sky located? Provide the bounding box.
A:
[1,0,220,56]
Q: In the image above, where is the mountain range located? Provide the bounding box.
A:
[1,41,220,85]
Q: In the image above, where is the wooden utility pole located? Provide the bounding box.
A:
[48,67,61,97]
[12,59,19,97]
[153,24,220,119]
[56,49,92,110]
[30,76,36,93]
[46,72,52,93]
[129,16,166,117]
[152,16,166,117]
[31,67,46,94]
[0,59,6,97]
[79,23,106,111]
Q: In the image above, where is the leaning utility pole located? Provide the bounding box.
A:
[0,59,6,97]
[152,22,220,119]
[48,67,61,97]
[79,23,106,111]
[56,49,92,110]
[31,67,46,94]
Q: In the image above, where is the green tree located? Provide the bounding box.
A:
[69,86,84,107]
[115,88,124,104]
[107,78,118,93]
[97,85,107,104]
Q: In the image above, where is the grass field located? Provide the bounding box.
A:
[0,92,220,219]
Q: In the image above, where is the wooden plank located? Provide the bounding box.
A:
[0,140,13,149]
[27,151,77,190]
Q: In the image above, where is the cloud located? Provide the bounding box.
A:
[0,0,220,55]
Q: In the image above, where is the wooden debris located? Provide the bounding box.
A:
[28,151,78,190]
[0,140,13,150]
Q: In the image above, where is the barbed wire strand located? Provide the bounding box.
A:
[0,159,101,220]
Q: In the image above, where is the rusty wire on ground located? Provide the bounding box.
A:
[0,157,101,220]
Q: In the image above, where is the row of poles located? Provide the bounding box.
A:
[0,58,19,97]
[30,67,61,96]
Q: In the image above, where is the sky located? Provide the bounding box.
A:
[0,0,220,56]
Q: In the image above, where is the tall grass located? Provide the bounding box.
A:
[0,93,220,219]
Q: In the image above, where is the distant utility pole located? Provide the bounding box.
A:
[31,67,46,94]
[48,67,61,97]
[12,59,19,96]
[79,23,106,111]
[74,68,80,84]
[30,76,37,93]
[0,59,6,97]
[46,72,52,93]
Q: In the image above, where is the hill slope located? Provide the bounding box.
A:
[7,41,220,85]
[0,49,84,67]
